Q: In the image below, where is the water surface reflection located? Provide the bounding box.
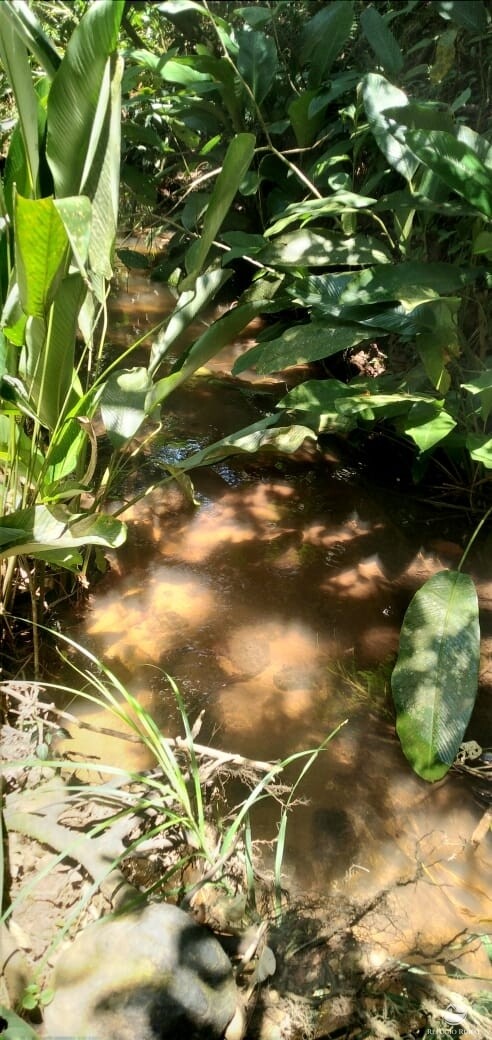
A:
[65,271,492,988]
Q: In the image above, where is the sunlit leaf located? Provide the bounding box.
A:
[148,297,275,407]
[177,417,316,472]
[265,192,376,237]
[15,194,68,318]
[54,195,92,274]
[363,74,418,181]
[101,367,153,449]
[233,323,369,376]
[0,503,126,559]
[0,1004,41,1040]
[264,230,391,268]
[462,371,492,423]
[182,133,255,287]
[0,5,40,194]
[278,378,357,434]
[391,571,480,782]
[406,130,492,218]
[466,433,492,468]
[400,402,456,452]
[339,262,475,307]
[46,0,124,198]
[148,268,230,377]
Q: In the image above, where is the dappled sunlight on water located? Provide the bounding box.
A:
[63,269,492,994]
[86,565,217,668]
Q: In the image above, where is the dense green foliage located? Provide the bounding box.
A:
[1,0,491,777]
[119,0,492,498]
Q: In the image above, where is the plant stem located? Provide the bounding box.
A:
[457,503,492,573]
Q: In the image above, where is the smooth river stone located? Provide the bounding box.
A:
[43,902,239,1040]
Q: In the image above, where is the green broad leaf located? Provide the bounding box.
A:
[339,262,475,307]
[0,0,61,78]
[391,570,480,782]
[265,230,391,268]
[473,231,492,256]
[462,371,492,423]
[360,7,403,78]
[278,378,357,434]
[363,74,418,182]
[0,503,126,559]
[466,433,492,468]
[456,124,492,168]
[236,28,278,104]
[264,193,376,237]
[334,388,434,423]
[160,57,215,85]
[0,1004,41,1039]
[148,297,274,408]
[182,133,256,288]
[300,1,354,88]
[233,323,369,376]
[0,5,39,195]
[148,267,230,377]
[85,53,123,288]
[401,402,456,452]
[15,194,68,318]
[22,272,85,430]
[406,131,492,218]
[32,547,84,571]
[100,367,153,449]
[236,6,272,28]
[435,0,489,32]
[43,385,105,485]
[46,0,124,199]
[288,90,327,149]
[221,231,268,264]
[177,416,316,472]
[54,196,92,275]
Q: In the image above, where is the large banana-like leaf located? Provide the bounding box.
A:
[363,74,418,182]
[391,571,480,782]
[176,417,317,472]
[14,194,68,317]
[0,503,126,560]
[300,1,354,88]
[236,28,278,105]
[101,367,153,449]
[148,268,229,377]
[148,297,275,409]
[85,54,123,289]
[263,230,391,268]
[46,0,124,199]
[182,133,256,288]
[0,0,61,78]
[405,130,492,219]
[232,323,369,376]
[0,5,39,194]
[360,7,403,78]
[21,273,85,430]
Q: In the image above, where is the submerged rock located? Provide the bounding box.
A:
[44,902,239,1040]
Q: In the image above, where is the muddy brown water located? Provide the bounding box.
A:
[62,267,492,993]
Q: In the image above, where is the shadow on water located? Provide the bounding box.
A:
[61,267,492,994]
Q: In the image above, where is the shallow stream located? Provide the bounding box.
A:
[64,266,492,996]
